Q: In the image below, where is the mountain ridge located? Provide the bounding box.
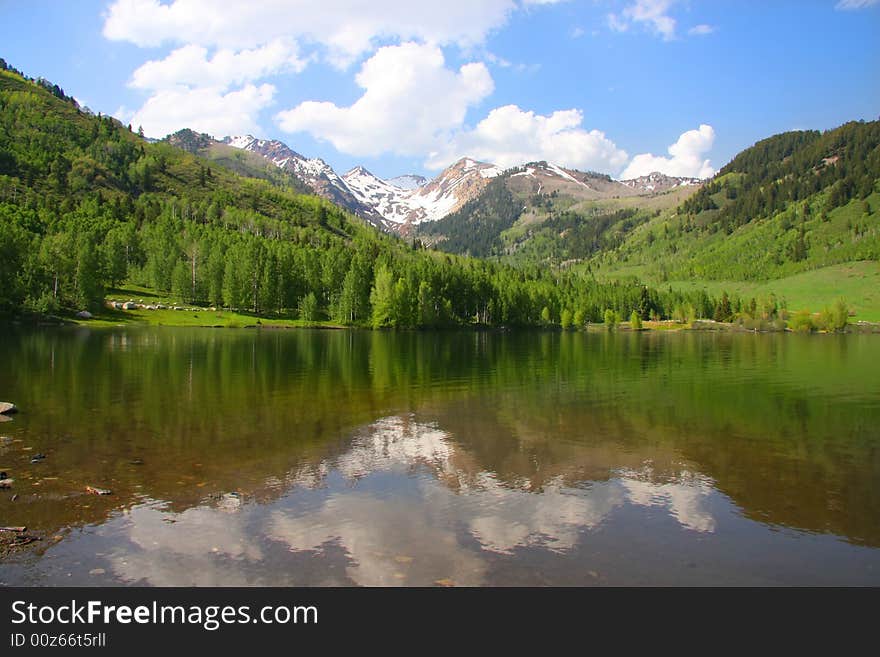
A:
[167,129,706,233]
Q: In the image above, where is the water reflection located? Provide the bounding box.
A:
[29,416,723,586]
[1,327,879,586]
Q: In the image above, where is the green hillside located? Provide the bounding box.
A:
[419,118,879,319]
[0,61,727,330]
[417,164,705,264]
[163,128,312,195]
[594,123,880,282]
[584,122,880,318]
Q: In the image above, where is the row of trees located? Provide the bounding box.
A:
[1,182,739,328]
[0,63,857,331]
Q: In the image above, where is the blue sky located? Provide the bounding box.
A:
[1,0,878,180]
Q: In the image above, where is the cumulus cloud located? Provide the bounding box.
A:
[130,40,307,91]
[427,105,629,172]
[835,0,879,8]
[608,0,680,40]
[276,42,493,157]
[276,43,627,173]
[129,83,276,139]
[619,124,716,179]
[103,0,520,64]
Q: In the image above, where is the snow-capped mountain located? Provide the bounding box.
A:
[406,158,501,225]
[387,174,427,191]
[213,132,703,232]
[222,135,387,227]
[505,161,704,200]
[224,134,499,230]
[343,158,501,229]
[342,166,416,225]
[619,172,702,193]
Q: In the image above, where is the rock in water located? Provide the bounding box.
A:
[76,310,93,319]
[0,402,17,415]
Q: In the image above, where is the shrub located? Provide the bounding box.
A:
[630,310,643,331]
[560,308,572,330]
[604,308,619,330]
[25,291,59,315]
[830,299,849,331]
[788,310,814,333]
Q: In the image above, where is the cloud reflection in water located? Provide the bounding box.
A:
[104,415,717,586]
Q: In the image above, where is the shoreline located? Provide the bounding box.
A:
[3,311,879,334]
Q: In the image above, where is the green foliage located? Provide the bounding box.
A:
[788,310,815,333]
[298,292,318,322]
[713,292,733,323]
[589,120,879,291]
[825,299,850,332]
[630,311,642,330]
[0,63,798,331]
[417,175,522,257]
[681,122,880,233]
[604,309,619,329]
[560,308,573,330]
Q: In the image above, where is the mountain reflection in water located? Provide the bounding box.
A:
[0,327,878,585]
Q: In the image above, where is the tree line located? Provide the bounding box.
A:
[0,62,839,331]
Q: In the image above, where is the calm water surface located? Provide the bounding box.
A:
[0,327,878,585]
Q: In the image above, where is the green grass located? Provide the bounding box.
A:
[662,261,880,321]
[74,284,343,329]
[590,189,879,282]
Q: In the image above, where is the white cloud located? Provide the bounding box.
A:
[619,124,716,179]
[608,0,677,40]
[130,40,307,91]
[276,43,627,173]
[276,42,493,158]
[570,26,586,39]
[835,0,879,8]
[427,105,629,172]
[688,24,715,36]
[103,0,520,65]
[130,83,276,139]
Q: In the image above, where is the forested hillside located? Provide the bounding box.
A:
[416,162,700,264]
[420,120,879,297]
[0,62,723,328]
[591,121,880,283]
[417,174,523,257]
[163,128,312,196]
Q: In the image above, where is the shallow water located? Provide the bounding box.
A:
[0,326,878,585]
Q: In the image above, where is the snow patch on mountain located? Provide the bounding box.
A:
[387,174,427,191]
[342,158,501,228]
[343,166,418,224]
[618,171,703,193]
[223,134,391,227]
